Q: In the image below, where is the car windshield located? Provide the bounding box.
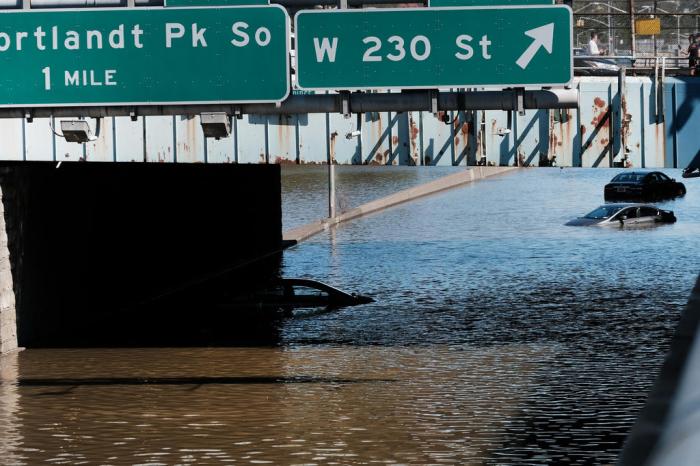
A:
[584,206,625,219]
[612,173,645,183]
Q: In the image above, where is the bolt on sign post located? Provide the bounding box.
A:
[295,5,573,91]
[0,6,289,107]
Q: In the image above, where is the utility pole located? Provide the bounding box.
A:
[629,0,636,58]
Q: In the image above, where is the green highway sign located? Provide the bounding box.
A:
[295,5,572,91]
[0,6,289,107]
[430,0,553,6]
[165,0,269,6]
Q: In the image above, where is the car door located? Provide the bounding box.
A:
[644,174,659,198]
[618,207,640,225]
[638,207,660,225]
[656,172,674,197]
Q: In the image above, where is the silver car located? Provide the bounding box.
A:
[566,203,676,227]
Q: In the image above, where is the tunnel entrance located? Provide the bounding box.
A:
[0,162,283,348]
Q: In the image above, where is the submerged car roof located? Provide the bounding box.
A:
[614,171,667,177]
[600,203,656,208]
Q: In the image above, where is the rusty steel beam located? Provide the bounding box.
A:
[9,89,579,119]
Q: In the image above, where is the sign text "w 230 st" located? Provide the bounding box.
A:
[295,6,573,90]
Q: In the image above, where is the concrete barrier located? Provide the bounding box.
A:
[619,275,700,465]
[283,166,518,244]
[0,187,17,355]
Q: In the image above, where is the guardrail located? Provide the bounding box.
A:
[573,55,695,77]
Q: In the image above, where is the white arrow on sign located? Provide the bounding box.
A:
[516,23,555,70]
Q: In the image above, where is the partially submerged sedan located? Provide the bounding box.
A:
[217,278,374,314]
[604,171,686,201]
[566,204,676,227]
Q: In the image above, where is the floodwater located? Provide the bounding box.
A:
[2,167,699,465]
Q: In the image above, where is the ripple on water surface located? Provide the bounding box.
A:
[0,168,697,465]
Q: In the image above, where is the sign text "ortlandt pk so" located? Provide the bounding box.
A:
[0,6,289,107]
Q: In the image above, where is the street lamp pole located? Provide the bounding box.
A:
[608,0,613,54]
[629,0,636,57]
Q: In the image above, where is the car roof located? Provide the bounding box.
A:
[617,171,669,176]
[599,203,657,208]
[615,171,649,176]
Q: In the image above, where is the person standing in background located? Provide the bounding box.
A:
[688,35,699,77]
[586,32,605,56]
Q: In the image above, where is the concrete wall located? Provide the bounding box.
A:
[0,186,16,354]
[0,77,694,168]
[0,162,282,348]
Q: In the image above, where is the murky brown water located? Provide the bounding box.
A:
[2,346,548,465]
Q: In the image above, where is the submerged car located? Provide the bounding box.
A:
[217,278,374,314]
[566,203,676,227]
[604,171,686,201]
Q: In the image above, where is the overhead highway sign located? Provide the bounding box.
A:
[0,6,289,107]
[295,5,572,91]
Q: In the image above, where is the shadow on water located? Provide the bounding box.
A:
[19,375,397,388]
[33,253,289,348]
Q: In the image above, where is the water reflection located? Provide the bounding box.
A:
[8,346,548,465]
[280,168,699,462]
[1,167,698,464]
[0,352,22,465]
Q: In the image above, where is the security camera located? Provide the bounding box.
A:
[346,130,361,139]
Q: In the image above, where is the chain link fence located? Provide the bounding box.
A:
[571,0,700,58]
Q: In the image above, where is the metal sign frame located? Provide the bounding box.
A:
[0,4,291,108]
[294,5,574,92]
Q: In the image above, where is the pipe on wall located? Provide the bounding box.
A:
[10,89,579,119]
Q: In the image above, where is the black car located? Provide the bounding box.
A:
[216,278,374,314]
[604,171,686,201]
[573,49,633,76]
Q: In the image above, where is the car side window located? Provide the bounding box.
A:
[292,286,328,297]
[623,208,639,218]
[640,207,658,217]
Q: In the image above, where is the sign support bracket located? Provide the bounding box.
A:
[515,88,525,116]
[340,92,350,118]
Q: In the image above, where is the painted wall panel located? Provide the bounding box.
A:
[0,120,24,161]
[664,78,700,170]
[268,114,298,164]
[145,116,175,163]
[483,111,514,167]
[206,132,235,164]
[361,111,392,165]
[421,111,456,166]
[114,117,145,163]
[328,113,360,165]
[237,115,267,164]
[298,113,328,164]
[579,80,614,168]
[24,118,54,162]
[175,115,205,163]
[84,117,115,162]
